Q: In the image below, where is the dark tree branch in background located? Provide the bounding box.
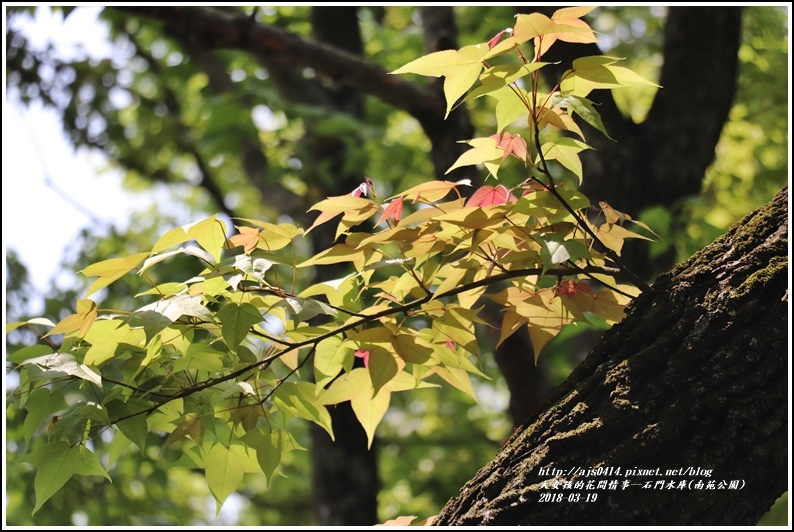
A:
[115,6,473,180]
[437,186,788,525]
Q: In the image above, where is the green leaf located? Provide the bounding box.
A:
[133,334,163,379]
[173,344,225,373]
[252,431,281,485]
[367,346,399,397]
[116,410,149,452]
[22,388,67,445]
[274,382,334,440]
[204,442,259,513]
[552,94,615,141]
[314,336,351,388]
[6,344,54,365]
[217,302,263,352]
[350,386,390,449]
[22,441,111,515]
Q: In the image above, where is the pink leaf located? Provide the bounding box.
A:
[351,183,368,197]
[487,28,514,49]
[466,185,518,207]
[490,131,528,162]
[376,197,404,226]
[445,339,456,352]
[355,349,370,369]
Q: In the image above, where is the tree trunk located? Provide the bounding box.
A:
[436,186,788,526]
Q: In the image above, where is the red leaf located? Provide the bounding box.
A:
[490,132,528,162]
[466,185,518,207]
[487,28,514,49]
[445,339,456,352]
[555,280,594,298]
[376,197,404,226]
[355,349,370,369]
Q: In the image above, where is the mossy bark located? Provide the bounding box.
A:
[436,187,788,526]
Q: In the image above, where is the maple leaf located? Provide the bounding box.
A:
[229,226,262,255]
[376,197,404,226]
[490,131,528,162]
[392,43,489,118]
[487,28,513,49]
[534,6,598,58]
[555,279,595,298]
[466,185,518,207]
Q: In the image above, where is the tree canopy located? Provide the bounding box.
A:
[4,6,789,526]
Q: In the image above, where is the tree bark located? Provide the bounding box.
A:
[436,186,788,525]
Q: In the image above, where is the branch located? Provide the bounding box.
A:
[107,262,628,425]
[114,6,445,126]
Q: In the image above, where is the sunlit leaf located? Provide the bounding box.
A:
[560,56,661,98]
[83,319,145,366]
[539,234,591,270]
[376,197,404,226]
[204,442,260,513]
[446,137,504,177]
[21,353,102,386]
[81,252,149,297]
[139,245,211,273]
[392,43,490,117]
[396,179,470,204]
[540,137,592,184]
[44,298,97,338]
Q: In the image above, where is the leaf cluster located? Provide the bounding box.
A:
[6,7,659,515]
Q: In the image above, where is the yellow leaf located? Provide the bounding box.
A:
[396,179,470,204]
[446,137,504,176]
[560,56,661,98]
[393,44,490,118]
[541,138,592,185]
[45,298,97,338]
[80,252,149,297]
